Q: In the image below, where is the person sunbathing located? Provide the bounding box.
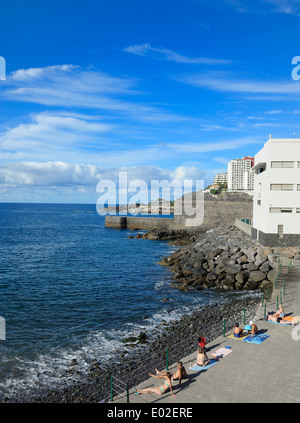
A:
[135,371,176,397]
[196,347,211,367]
[275,305,285,318]
[155,361,189,386]
[267,312,298,326]
[249,321,258,337]
[233,323,244,338]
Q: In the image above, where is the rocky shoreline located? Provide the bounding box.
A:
[4,222,300,403]
[5,295,261,403]
[153,223,300,294]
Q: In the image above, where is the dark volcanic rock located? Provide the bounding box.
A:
[154,223,299,294]
[6,296,261,404]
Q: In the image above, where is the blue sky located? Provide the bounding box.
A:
[1,0,300,203]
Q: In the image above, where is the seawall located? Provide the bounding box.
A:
[104,192,253,230]
[105,215,176,230]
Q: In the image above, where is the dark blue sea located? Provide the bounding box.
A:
[0,203,257,399]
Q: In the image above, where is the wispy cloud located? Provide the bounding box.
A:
[199,123,240,132]
[181,71,300,99]
[0,111,113,163]
[168,136,263,154]
[261,0,300,15]
[222,0,300,15]
[124,43,231,65]
[264,110,284,115]
[1,64,189,123]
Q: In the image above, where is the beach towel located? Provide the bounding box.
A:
[210,347,232,359]
[243,333,269,344]
[189,359,218,372]
[227,332,249,341]
[268,314,298,326]
[268,319,293,326]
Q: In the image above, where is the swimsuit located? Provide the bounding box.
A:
[159,382,169,393]
[234,332,241,338]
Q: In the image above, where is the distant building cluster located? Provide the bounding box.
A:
[213,172,228,185]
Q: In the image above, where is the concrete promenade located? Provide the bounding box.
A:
[113,260,300,403]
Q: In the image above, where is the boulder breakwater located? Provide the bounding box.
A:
[157,223,300,294]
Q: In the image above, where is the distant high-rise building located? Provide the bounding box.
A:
[213,173,228,185]
[228,157,254,192]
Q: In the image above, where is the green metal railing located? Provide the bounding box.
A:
[110,374,130,403]
[241,218,252,225]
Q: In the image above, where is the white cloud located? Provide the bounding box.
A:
[222,0,300,15]
[0,112,112,162]
[264,110,284,115]
[261,0,300,15]
[2,64,188,123]
[181,71,300,100]
[124,43,231,65]
[168,136,263,154]
[0,162,206,192]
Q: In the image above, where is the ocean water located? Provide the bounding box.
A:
[0,203,257,399]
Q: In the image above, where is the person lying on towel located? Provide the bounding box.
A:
[267,312,298,326]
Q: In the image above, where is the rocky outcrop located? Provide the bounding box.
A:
[158,224,300,293]
[135,227,208,245]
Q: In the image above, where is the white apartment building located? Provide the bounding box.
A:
[252,136,300,246]
[228,157,254,192]
[213,173,228,185]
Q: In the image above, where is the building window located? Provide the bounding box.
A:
[297,185,300,191]
[270,184,293,191]
[257,200,261,205]
[271,161,294,168]
[296,209,300,213]
[269,207,293,213]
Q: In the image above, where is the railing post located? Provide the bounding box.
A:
[111,374,114,402]
[127,384,130,404]
[166,347,169,371]
[243,308,246,324]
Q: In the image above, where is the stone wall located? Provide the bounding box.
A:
[256,230,300,247]
[105,192,253,230]
[202,192,253,227]
[127,216,175,230]
[105,215,175,230]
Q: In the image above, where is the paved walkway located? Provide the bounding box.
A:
[113,260,300,403]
